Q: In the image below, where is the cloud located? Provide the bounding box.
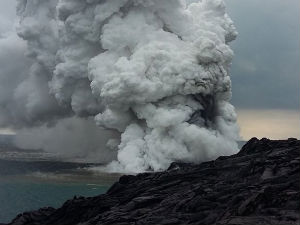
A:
[0,0,242,172]
[0,0,298,172]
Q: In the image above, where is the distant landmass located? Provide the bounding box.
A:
[0,134,60,162]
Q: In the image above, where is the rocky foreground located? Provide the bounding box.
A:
[6,138,300,225]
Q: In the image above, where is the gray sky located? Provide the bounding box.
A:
[0,0,16,33]
[226,0,300,110]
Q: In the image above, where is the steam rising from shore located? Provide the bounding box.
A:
[0,0,239,172]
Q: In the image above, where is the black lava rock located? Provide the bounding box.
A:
[6,138,300,225]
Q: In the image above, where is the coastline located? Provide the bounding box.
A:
[5,137,300,225]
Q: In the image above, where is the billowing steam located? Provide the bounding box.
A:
[0,0,239,172]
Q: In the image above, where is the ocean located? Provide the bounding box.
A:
[0,150,120,223]
[0,178,110,223]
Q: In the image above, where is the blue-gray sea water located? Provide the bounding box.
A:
[0,151,120,223]
[0,178,110,223]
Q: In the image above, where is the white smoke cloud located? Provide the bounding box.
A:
[0,0,240,172]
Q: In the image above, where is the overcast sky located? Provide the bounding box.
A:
[226,0,300,110]
[0,0,299,139]
[0,0,16,34]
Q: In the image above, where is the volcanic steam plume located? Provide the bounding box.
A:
[0,0,239,172]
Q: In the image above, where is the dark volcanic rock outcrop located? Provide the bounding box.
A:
[6,138,300,225]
